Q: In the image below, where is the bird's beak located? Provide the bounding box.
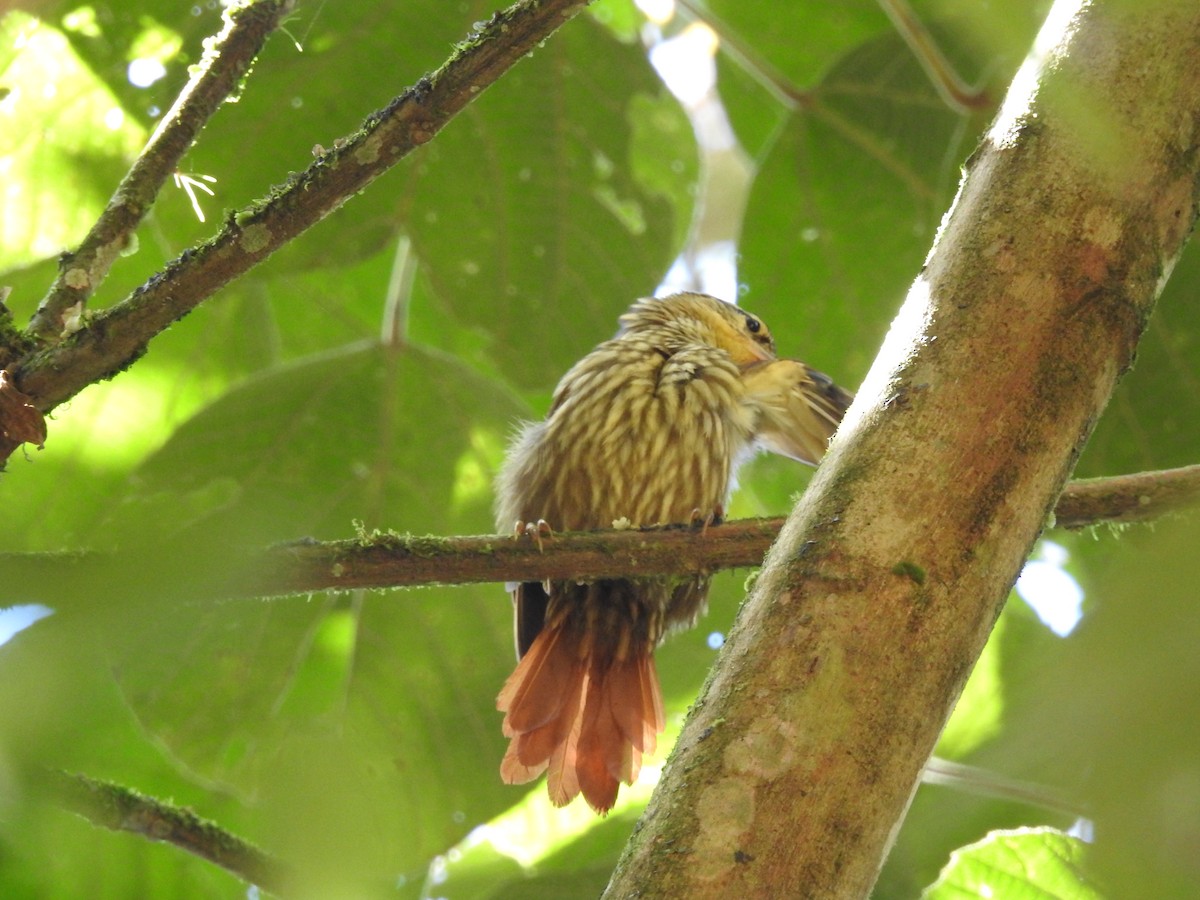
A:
[733,339,774,367]
[749,340,774,362]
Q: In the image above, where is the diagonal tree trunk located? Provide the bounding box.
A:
[605,0,1200,896]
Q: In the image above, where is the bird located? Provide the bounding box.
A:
[494,292,852,813]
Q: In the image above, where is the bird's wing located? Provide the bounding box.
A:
[742,358,854,466]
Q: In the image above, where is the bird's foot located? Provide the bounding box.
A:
[514,519,554,553]
[688,505,723,538]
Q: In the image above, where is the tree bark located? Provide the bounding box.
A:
[605,1,1200,897]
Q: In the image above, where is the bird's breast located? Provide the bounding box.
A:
[499,343,756,532]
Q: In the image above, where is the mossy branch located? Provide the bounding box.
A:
[12,0,594,416]
[26,0,295,344]
[3,466,1195,605]
[48,770,289,895]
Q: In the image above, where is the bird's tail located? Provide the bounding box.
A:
[497,612,664,814]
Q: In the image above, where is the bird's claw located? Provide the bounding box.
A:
[514,519,553,553]
[689,505,723,538]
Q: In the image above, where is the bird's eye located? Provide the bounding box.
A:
[745,316,761,334]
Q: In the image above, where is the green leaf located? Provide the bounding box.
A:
[0,11,147,273]
[3,0,1200,895]
[736,27,974,381]
[923,828,1100,900]
[706,0,890,92]
[108,341,525,539]
[92,342,528,880]
[398,19,696,388]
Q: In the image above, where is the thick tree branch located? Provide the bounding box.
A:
[48,770,288,895]
[605,1,1200,896]
[12,0,593,415]
[24,0,293,345]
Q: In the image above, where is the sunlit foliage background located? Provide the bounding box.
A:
[1,0,1198,896]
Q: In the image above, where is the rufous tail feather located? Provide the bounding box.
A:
[497,625,664,814]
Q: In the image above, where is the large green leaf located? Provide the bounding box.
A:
[396,21,695,387]
[3,2,693,390]
[93,341,527,881]
[0,11,147,273]
[735,27,979,382]
[108,341,521,538]
[923,827,1099,900]
[2,0,1200,895]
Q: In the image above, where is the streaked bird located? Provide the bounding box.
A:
[495,292,852,813]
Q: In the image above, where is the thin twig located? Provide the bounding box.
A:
[253,465,1200,593]
[48,770,289,895]
[4,467,1196,603]
[259,519,782,595]
[876,0,991,113]
[1052,463,1200,529]
[25,0,294,344]
[674,0,812,111]
[922,757,1084,819]
[13,0,594,415]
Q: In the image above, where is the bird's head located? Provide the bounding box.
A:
[617,292,776,366]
